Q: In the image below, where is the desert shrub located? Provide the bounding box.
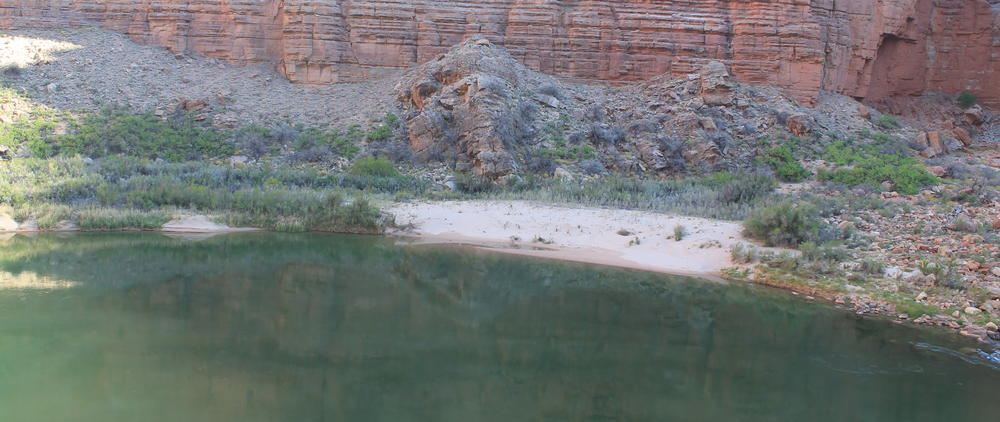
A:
[366,124,393,141]
[764,251,800,271]
[29,204,73,230]
[656,136,687,172]
[757,145,810,182]
[730,243,758,264]
[451,172,775,220]
[77,208,171,231]
[289,147,331,163]
[567,129,590,145]
[271,123,299,144]
[453,173,495,194]
[591,124,626,145]
[306,196,382,233]
[51,107,234,160]
[0,116,58,153]
[673,224,687,241]
[274,217,307,232]
[381,113,401,127]
[524,150,558,175]
[859,259,885,275]
[323,129,362,158]
[235,125,273,159]
[714,172,776,204]
[958,92,977,108]
[374,140,416,164]
[874,115,901,130]
[348,156,400,178]
[819,141,938,194]
[626,119,659,136]
[497,100,537,147]
[579,159,606,175]
[573,145,597,160]
[918,259,966,290]
[0,155,395,233]
[799,241,851,262]
[536,84,563,99]
[949,217,981,233]
[743,201,822,247]
[582,104,606,122]
[939,161,972,179]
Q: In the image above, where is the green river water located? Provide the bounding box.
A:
[0,233,998,421]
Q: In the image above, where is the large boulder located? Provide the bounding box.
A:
[636,140,669,171]
[395,39,541,179]
[785,113,814,137]
[963,105,984,126]
[952,127,973,147]
[915,131,949,158]
[698,61,736,106]
[684,138,722,165]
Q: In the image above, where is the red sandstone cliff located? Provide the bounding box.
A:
[1,0,997,107]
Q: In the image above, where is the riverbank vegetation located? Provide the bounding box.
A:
[0,85,990,259]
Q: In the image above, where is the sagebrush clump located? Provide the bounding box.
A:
[757,145,810,182]
[958,92,977,108]
[349,156,401,178]
[743,201,822,247]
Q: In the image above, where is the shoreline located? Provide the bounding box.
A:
[392,233,730,282]
[0,214,262,235]
[3,201,998,347]
[387,200,757,278]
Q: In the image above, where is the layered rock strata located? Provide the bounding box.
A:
[1,0,997,107]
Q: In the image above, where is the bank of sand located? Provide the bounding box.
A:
[388,200,751,278]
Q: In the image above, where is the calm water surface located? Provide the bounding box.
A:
[0,233,998,421]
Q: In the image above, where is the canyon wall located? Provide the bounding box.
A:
[1,0,997,107]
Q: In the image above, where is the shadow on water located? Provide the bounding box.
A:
[0,233,998,422]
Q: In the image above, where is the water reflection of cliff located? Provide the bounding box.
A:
[1,233,997,422]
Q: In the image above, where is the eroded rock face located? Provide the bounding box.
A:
[395,39,539,179]
[699,62,735,107]
[1,0,996,107]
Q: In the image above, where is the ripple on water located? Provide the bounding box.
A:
[912,342,1000,371]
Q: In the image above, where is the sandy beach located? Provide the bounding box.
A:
[388,200,750,277]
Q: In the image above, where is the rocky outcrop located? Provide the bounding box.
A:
[395,38,540,179]
[1,0,997,107]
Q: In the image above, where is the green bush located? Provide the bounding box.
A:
[538,144,597,161]
[0,156,392,234]
[673,224,687,241]
[324,197,382,233]
[443,172,776,220]
[52,108,233,160]
[820,142,938,194]
[958,92,977,108]
[0,117,57,151]
[799,241,851,262]
[366,125,393,142]
[382,113,401,127]
[730,243,758,264]
[874,115,901,130]
[743,201,822,247]
[453,172,496,194]
[348,156,401,178]
[757,145,810,182]
[77,208,171,231]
